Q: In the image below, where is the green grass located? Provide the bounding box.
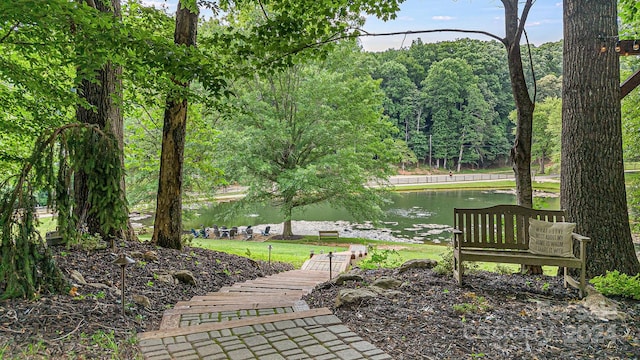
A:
[190,236,447,268]
[191,237,559,275]
[393,180,559,192]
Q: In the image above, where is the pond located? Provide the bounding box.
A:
[183,189,561,244]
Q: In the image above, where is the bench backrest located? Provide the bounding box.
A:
[454,204,566,250]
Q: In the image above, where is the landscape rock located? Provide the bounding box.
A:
[143,250,159,262]
[334,273,364,285]
[69,270,87,285]
[133,294,151,308]
[155,273,176,285]
[580,287,627,321]
[128,251,145,259]
[371,276,402,290]
[397,258,438,273]
[86,283,111,290]
[173,270,196,285]
[335,288,378,307]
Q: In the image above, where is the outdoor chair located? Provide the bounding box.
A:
[242,226,253,240]
[229,226,238,238]
[220,226,229,238]
[261,226,271,236]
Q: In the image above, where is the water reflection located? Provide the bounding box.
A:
[183,189,560,244]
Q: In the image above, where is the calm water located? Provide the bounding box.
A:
[184,190,560,243]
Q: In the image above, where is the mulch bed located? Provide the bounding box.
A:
[304,268,640,360]
[1,241,639,359]
[0,241,293,359]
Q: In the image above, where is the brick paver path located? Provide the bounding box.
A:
[138,246,390,359]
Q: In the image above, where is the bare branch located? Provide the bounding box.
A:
[259,27,506,71]
[515,0,534,44]
[523,28,537,104]
[0,22,20,44]
[258,0,269,20]
[358,28,505,44]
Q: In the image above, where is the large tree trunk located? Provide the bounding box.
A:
[502,0,534,208]
[152,2,198,250]
[75,0,135,243]
[562,0,640,276]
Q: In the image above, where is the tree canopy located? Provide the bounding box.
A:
[214,42,401,237]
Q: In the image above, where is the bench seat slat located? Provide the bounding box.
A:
[456,249,582,268]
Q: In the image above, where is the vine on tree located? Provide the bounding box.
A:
[0,124,128,299]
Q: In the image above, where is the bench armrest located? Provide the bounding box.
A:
[571,233,590,243]
[452,228,462,248]
[571,233,590,262]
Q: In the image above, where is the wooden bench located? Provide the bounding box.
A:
[318,230,340,241]
[453,205,590,297]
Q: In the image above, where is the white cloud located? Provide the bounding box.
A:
[397,16,415,22]
[432,16,454,21]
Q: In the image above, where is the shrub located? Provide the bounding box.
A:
[433,245,479,276]
[358,247,402,269]
[590,270,640,300]
[495,264,513,275]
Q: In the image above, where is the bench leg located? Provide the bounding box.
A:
[454,252,463,285]
[579,263,586,299]
[563,267,568,288]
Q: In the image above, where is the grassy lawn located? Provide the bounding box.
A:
[393,180,560,192]
[190,236,557,275]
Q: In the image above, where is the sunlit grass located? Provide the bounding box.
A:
[393,180,559,192]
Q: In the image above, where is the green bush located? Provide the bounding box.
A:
[358,247,402,269]
[433,246,479,276]
[590,270,640,300]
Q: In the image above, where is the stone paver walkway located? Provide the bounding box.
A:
[138,245,390,360]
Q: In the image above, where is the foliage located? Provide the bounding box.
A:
[433,246,455,275]
[452,292,491,314]
[0,124,127,299]
[590,270,640,300]
[494,264,514,275]
[371,39,531,168]
[214,42,401,236]
[518,97,562,174]
[358,247,403,269]
[433,245,478,276]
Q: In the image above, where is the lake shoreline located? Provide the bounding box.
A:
[223,220,442,244]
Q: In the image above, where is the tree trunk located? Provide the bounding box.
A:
[152,1,198,250]
[75,0,135,243]
[538,157,545,175]
[562,0,640,276]
[502,0,538,274]
[457,143,463,173]
[283,219,293,238]
[502,0,534,208]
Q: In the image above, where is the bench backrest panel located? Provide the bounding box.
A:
[454,205,566,250]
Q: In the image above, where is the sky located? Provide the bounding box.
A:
[360,0,564,52]
[144,0,564,52]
